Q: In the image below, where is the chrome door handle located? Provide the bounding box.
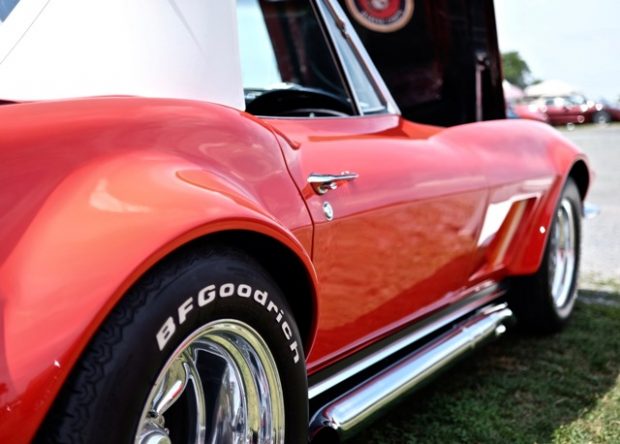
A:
[307,172,359,195]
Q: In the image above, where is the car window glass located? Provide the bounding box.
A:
[237,0,354,117]
[569,95,586,105]
[0,0,19,22]
[319,3,386,114]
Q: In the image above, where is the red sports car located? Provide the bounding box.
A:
[0,1,591,443]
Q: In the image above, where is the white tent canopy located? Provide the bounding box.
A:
[0,0,245,109]
[525,80,582,98]
[502,80,524,101]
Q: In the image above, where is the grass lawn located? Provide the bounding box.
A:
[348,282,620,444]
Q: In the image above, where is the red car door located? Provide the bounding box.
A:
[238,0,488,370]
[269,115,488,370]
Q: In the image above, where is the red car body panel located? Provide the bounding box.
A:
[268,116,488,370]
[608,106,620,120]
[0,98,318,444]
[434,120,589,275]
[0,98,589,443]
[290,117,587,371]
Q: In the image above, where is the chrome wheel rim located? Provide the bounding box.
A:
[135,319,285,444]
[548,198,577,308]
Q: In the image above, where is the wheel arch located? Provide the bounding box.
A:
[26,223,319,444]
[568,158,590,202]
[34,226,316,444]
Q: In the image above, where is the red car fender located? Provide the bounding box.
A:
[433,119,590,278]
[0,98,318,443]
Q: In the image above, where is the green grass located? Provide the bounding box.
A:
[348,285,620,444]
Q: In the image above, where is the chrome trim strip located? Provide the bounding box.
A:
[308,280,500,399]
[309,304,514,442]
[314,0,363,115]
[316,0,401,116]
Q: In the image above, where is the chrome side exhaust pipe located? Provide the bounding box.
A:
[309,304,514,443]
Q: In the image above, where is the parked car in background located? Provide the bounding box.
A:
[591,99,620,124]
[527,95,594,126]
[526,94,620,126]
[0,1,592,443]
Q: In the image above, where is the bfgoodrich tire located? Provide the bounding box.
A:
[509,178,582,333]
[37,247,308,444]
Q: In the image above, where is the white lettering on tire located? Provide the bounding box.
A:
[198,285,216,307]
[237,284,252,298]
[254,290,268,306]
[157,317,176,351]
[156,283,301,363]
[220,283,235,297]
[178,297,193,324]
[267,301,279,314]
[282,321,292,340]
[290,341,300,364]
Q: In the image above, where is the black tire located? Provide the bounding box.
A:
[509,178,582,333]
[37,246,308,444]
[593,110,612,124]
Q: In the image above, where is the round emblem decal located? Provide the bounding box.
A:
[345,0,414,33]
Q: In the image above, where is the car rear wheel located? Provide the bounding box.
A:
[509,178,582,333]
[593,110,612,124]
[37,247,308,444]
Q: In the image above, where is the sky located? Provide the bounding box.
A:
[494,0,620,101]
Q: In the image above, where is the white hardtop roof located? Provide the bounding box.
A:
[0,0,245,109]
